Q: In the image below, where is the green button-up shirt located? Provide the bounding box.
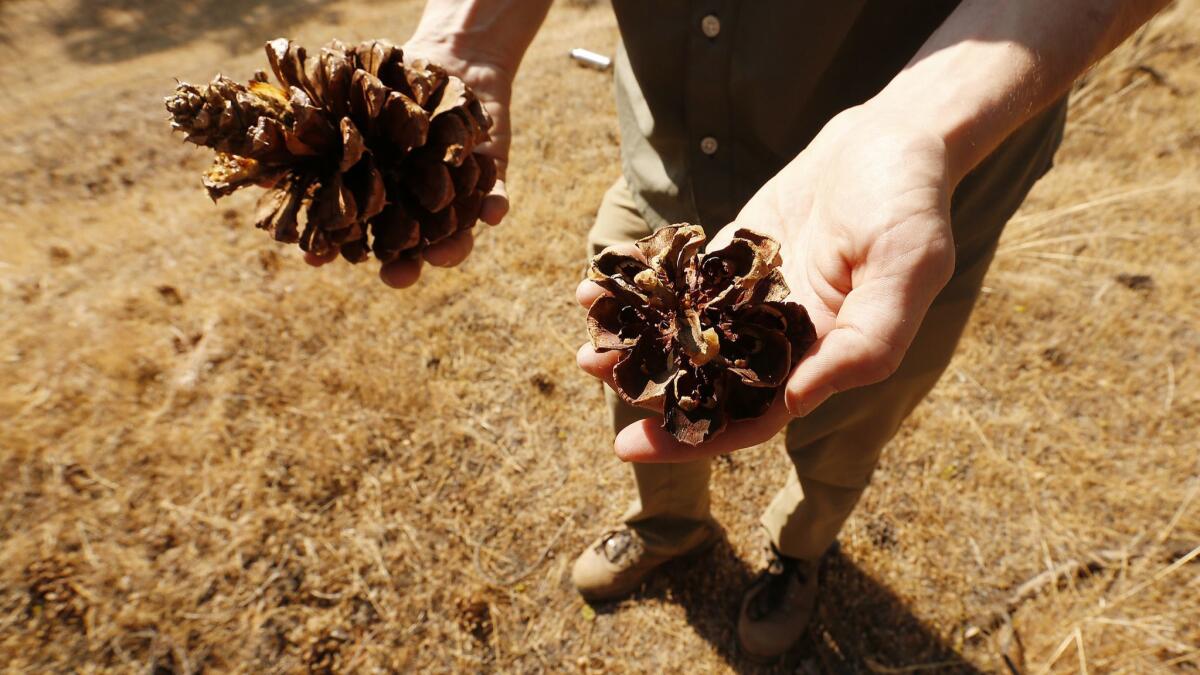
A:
[611,0,1067,265]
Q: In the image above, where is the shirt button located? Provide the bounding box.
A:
[700,136,719,155]
[700,14,721,38]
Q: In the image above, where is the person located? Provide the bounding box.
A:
[311,0,1170,660]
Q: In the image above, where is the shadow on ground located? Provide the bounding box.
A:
[45,0,336,62]
[600,541,982,674]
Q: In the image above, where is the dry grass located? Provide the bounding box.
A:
[1,1,1197,672]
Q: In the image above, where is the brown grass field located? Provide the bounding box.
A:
[1,1,1198,672]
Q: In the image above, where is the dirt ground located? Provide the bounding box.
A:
[1,1,1197,672]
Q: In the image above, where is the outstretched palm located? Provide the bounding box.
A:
[578,106,958,462]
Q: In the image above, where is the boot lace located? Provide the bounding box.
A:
[596,529,644,565]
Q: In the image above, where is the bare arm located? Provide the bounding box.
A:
[408,0,553,75]
[877,0,1173,184]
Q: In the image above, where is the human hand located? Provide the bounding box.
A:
[577,104,957,462]
[305,40,514,288]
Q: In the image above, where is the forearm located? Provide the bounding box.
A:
[871,0,1170,184]
[408,0,553,73]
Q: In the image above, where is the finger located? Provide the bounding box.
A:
[784,279,930,417]
[304,249,338,267]
[480,177,509,226]
[576,342,619,387]
[614,398,793,463]
[479,155,508,226]
[576,280,607,309]
[423,230,474,267]
[379,255,423,289]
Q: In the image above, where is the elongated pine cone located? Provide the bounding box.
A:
[165,38,497,263]
[587,225,817,445]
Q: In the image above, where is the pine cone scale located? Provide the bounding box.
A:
[339,118,366,171]
[367,71,393,125]
[381,93,430,151]
[453,190,484,231]
[586,295,638,351]
[417,202,457,246]
[451,154,481,196]
[401,60,446,107]
[613,336,673,407]
[266,39,319,104]
[255,174,310,243]
[370,204,420,262]
[664,367,726,445]
[352,159,387,223]
[410,154,455,213]
[475,154,498,194]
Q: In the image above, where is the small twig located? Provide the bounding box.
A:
[864,657,967,673]
[243,570,281,608]
[472,516,571,588]
[1162,651,1200,668]
[1157,478,1199,545]
[76,522,100,570]
[1074,627,1089,675]
[1130,64,1182,96]
[1037,631,1077,675]
[159,499,237,532]
[1010,546,1139,607]
[1070,77,1147,125]
[998,232,1142,255]
[1108,543,1200,607]
[1014,251,1130,266]
[1163,362,1176,414]
[469,414,527,473]
[998,613,1025,675]
[349,566,390,622]
[1007,181,1184,229]
[957,404,997,455]
[1090,280,1115,305]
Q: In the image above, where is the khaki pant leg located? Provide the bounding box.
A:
[588,177,715,555]
[761,245,998,560]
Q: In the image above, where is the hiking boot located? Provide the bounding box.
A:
[737,546,819,660]
[572,525,717,601]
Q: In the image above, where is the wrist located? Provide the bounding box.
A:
[865,38,1037,187]
[407,0,551,76]
[404,32,521,76]
[403,34,520,84]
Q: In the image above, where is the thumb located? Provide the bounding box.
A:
[478,147,509,224]
[785,321,902,417]
[785,267,947,417]
[480,175,508,225]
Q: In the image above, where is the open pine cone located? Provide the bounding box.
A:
[165,38,497,263]
[587,225,817,445]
